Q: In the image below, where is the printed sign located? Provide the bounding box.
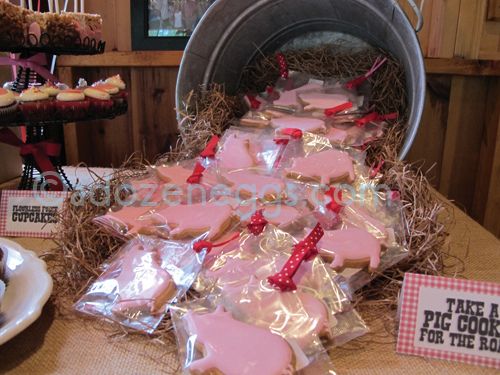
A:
[0,190,68,238]
[397,273,500,369]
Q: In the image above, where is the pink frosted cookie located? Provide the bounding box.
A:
[155,164,217,187]
[222,170,287,201]
[126,176,164,205]
[273,82,323,108]
[222,278,330,349]
[299,92,352,111]
[153,202,236,241]
[318,227,382,272]
[109,243,176,315]
[263,204,302,228]
[271,116,326,134]
[97,205,154,236]
[218,133,258,171]
[184,306,294,375]
[285,149,355,184]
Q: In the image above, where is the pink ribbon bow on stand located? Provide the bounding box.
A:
[0,53,58,84]
[268,223,325,292]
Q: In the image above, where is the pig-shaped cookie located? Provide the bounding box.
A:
[318,227,382,272]
[109,243,176,315]
[285,149,355,185]
[184,306,293,375]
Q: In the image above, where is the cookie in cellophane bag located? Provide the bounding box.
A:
[308,184,408,293]
[74,236,205,333]
[194,220,368,348]
[170,299,338,375]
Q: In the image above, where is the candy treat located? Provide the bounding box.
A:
[156,164,204,186]
[299,92,353,111]
[39,81,61,97]
[153,202,236,241]
[83,87,113,118]
[55,89,89,121]
[62,12,103,44]
[183,306,294,375]
[217,133,257,171]
[104,75,128,102]
[221,277,331,349]
[271,116,326,134]
[285,149,355,185]
[273,82,323,108]
[124,176,165,206]
[0,88,18,123]
[318,227,382,272]
[18,87,54,122]
[221,170,287,202]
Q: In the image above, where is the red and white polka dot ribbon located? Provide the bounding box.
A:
[186,162,206,184]
[325,187,344,214]
[267,223,324,292]
[276,53,289,79]
[247,210,268,236]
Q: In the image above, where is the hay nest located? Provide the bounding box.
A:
[43,43,454,355]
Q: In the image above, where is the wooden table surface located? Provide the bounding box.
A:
[0,197,499,374]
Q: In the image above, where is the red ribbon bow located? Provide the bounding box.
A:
[268,223,324,291]
[0,128,63,191]
[247,210,268,236]
[276,53,289,79]
[345,56,388,90]
[355,112,399,127]
[324,102,353,117]
[199,135,220,159]
[245,94,262,110]
[193,232,241,254]
[325,187,344,214]
[187,162,206,184]
[274,128,303,145]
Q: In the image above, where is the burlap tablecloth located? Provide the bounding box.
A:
[0,196,499,374]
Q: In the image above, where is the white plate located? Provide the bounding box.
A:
[0,238,53,345]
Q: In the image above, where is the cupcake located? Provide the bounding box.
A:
[93,82,126,114]
[56,89,89,121]
[18,87,54,122]
[83,87,113,118]
[39,81,61,98]
[0,88,19,124]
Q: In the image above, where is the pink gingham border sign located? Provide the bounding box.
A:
[397,273,500,369]
[0,190,67,238]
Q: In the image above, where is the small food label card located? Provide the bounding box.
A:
[0,190,68,238]
[397,273,500,369]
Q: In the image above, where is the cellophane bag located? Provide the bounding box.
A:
[195,224,368,347]
[309,182,408,293]
[170,300,338,375]
[215,126,284,173]
[92,158,221,239]
[74,236,205,333]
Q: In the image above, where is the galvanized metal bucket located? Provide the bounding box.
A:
[176,0,425,159]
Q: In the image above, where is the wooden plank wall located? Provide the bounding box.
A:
[55,0,500,237]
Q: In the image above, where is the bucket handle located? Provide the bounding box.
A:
[400,0,424,32]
